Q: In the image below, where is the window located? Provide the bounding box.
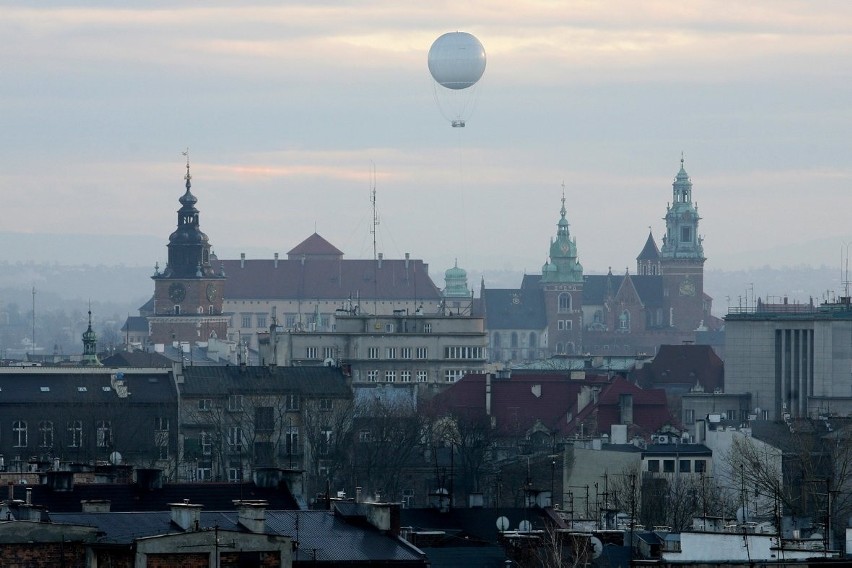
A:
[241,314,252,328]
[619,310,631,331]
[39,421,53,448]
[647,459,660,473]
[257,314,267,329]
[386,347,397,359]
[174,305,181,315]
[319,398,333,411]
[227,426,243,452]
[323,346,335,360]
[679,460,691,473]
[663,459,675,473]
[286,394,300,411]
[557,319,573,331]
[286,426,299,455]
[359,429,372,443]
[385,323,394,333]
[681,226,692,243]
[305,346,318,359]
[384,370,396,382]
[694,459,707,473]
[558,292,572,312]
[367,347,380,359]
[401,347,412,359]
[400,370,412,383]
[684,408,695,424]
[285,314,297,328]
[423,323,432,333]
[97,421,112,448]
[228,394,243,412]
[12,421,26,448]
[417,370,428,383]
[416,347,428,359]
[444,369,465,383]
[367,369,379,382]
[198,398,213,411]
[197,463,213,481]
[444,346,484,359]
[201,432,212,456]
[67,420,83,448]
[320,427,333,455]
[255,407,274,433]
[155,417,169,432]
[228,461,241,483]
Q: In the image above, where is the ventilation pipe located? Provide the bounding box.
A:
[240,253,246,268]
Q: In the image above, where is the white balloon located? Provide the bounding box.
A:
[428,32,486,90]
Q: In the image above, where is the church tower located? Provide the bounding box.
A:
[148,158,228,344]
[660,158,705,332]
[540,191,583,355]
[80,309,102,367]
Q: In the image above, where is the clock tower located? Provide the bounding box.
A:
[660,157,705,332]
[540,190,584,355]
[148,159,228,344]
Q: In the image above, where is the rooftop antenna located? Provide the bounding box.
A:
[31,286,36,359]
[370,163,379,315]
[370,162,379,262]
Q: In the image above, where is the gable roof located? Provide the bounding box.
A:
[631,344,724,392]
[0,369,175,405]
[287,232,344,259]
[583,274,663,307]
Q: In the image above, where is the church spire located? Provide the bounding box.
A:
[80,304,102,367]
[541,184,583,283]
[661,156,704,261]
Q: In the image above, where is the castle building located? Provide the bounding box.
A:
[147,161,228,344]
[480,159,718,362]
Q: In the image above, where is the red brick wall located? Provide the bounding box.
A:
[0,543,86,568]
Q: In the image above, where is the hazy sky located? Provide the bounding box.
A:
[3,1,852,277]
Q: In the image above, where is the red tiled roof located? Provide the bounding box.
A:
[631,344,724,391]
[220,257,442,301]
[569,376,673,438]
[287,232,344,259]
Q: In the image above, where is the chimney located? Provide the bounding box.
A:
[169,501,203,531]
[81,499,111,513]
[365,502,401,536]
[240,252,246,268]
[274,252,279,268]
[235,500,267,533]
[405,252,410,270]
[378,253,383,269]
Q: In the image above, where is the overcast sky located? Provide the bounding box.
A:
[3,1,852,277]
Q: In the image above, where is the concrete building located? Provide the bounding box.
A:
[259,312,487,386]
[725,296,852,420]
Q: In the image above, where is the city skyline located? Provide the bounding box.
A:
[3,2,852,275]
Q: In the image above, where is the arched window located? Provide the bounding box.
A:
[555,342,564,354]
[558,293,571,313]
[565,342,575,355]
[619,310,631,331]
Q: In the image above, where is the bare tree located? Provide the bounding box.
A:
[352,397,426,501]
[301,397,355,499]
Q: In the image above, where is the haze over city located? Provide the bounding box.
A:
[3,1,852,279]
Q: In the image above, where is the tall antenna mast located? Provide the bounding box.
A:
[31,286,36,359]
[370,163,379,261]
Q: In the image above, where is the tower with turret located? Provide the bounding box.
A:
[148,158,228,344]
[660,158,706,332]
[540,191,584,355]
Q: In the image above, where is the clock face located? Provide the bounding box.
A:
[679,279,696,296]
[206,283,217,302]
[168,282,186,303]
[560,242,570,254]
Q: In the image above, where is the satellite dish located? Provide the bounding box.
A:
[427,31,487,127]
[109,451,123,465]
[518,520,532,532]
[590,536,603,559]
[496,516,510,531]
